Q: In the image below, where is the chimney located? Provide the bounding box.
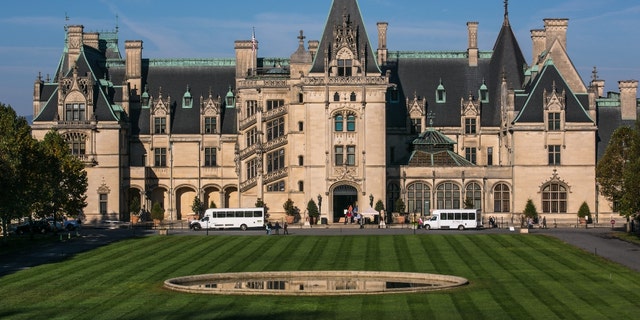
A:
[543,19,569,50]
[66,25,84,70]
[125,40,143,96]
[84,32,100,51]
[234,40,256,78]
[467,22,479,67]
[619,80,638,120]
[530,29,545,65]
[308,40,319,61]
[591,79,605,98]
[377,22,388,66]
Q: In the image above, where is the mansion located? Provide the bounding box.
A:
[31,0,639,225]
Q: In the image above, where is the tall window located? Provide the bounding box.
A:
[493,183,510,212]
[154,148,167,167]
[350,92,357,101]
[154,117,167,134]
[465,118,477,134]
[387,183,400,213]
[65,133,86,156]
[247,158,258,179]
[542,183,567,213]
[99,194,108,214]
[410,118,421,134]
[335,145,344,166]
[465,183,482,209]
[204,117,217,134]
[204,147,217,167]
[487,147,493,166]
[337,59,353,76]
[548,112,561,131]
[266,99,284,111]
[266,117,285,141]
[346,114,356,132]
[334,92,340,102]
[436,84,446,103]
[548,145,561,165]
[407,182,431,216]
[346,145,356,166]
[266,149,285,173]
[465,147,477,164]
[298,156,304,166]
[65,103,86,121]
[246,100,258,116]
[436,182,460,209]
[334,115,344,131]
[246,128,258,147]
[298,181,304,192]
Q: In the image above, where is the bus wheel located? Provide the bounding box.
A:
[240,224,248,231]
[424,225,431,230]
[458,225,465,231]
[193,224,201,230]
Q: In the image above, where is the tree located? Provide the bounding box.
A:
[255,198,268,219]
[191,196,204,218]
[597,123,640,232]
[578,201,592,229]
[209,200,217,209]
[307,199,319,224]
[463,198,474,209]
[35,130,88,225]
[523,198,538,227]
[0,103,42,239]
[374,199,385,212]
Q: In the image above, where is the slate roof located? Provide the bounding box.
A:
[514,61,592,124]
[310,0,380,74]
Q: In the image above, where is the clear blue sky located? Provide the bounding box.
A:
[1,0,639,117]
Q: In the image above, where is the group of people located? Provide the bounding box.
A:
[344,205,364,226]
[265,221,288,235]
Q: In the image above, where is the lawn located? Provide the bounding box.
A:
[0,234,639,319]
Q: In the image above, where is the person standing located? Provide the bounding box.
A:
[283,221,289,235]
[274,221,281,235]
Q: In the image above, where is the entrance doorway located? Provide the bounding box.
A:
[332,185,358,222]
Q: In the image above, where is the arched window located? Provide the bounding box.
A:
[333,92,340,102]
[64,132,87,157]
[493,183,510,213]
[407,182,430,216]
[346,114,356,132]
[542,182,567,213]
[387,183,400,213]
[334,114,344,131]
[350,92,357,101]
[436,182,460,209]
[465,182,482,209]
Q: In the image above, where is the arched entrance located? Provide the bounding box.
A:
[332,184,358,222]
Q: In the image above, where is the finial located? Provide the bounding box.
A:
[115,14,119,33]
[298,30,306,45]
[592,66,598,81]
[427,111,436,128]
[504,0,509,19]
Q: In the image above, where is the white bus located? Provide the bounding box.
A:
[190,208,265,231]
[422,209,482,230]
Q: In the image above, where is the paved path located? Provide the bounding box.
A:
[1,226,639,278]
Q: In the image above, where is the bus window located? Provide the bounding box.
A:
[462,212,468,220]
[455,212,461,220]
[253,211,262,217]
[469,213,475,220]
[429,216,437,221]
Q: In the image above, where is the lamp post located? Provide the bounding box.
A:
[369,193,373,208]
[317,194,322,224]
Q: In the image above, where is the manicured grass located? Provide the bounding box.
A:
[1,234,639,319]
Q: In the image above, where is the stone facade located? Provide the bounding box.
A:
[31,0,638,225]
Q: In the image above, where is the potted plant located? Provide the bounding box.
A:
[129,195,141,224]
[375,199,385,225]
[578,201,592,229]
[394,198,406,224]
[283,199,296,224]
[150,202,165,228]
[307,199,319,225]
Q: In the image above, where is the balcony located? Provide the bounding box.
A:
[240,176,258,192]
[263,105,287,122]
[263,135,287,153]
[263,168,288,184]
[239,114,257,131]
[239,143,258,161]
